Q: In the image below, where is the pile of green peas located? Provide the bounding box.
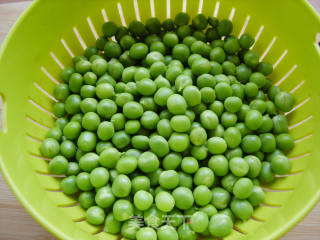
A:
[40,12,295,239]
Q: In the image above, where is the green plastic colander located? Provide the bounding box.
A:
[0,0,320,239]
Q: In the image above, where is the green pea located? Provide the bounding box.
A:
[123,101,143,119]
[104,213,121,234]
[215,82,232,101]
[256,61,273,75]
[209,155,229,176]
[86,206,105,225]
[113,199,134,221]
[276,133,294,151]
[172,187,194,210]
[249,185,265,207]
[194,167,215,187]
[274,91,295,112]
[174,12,190,26]
[271,155,292,175]
[192,185,212,207]
[141,111,160,130]
[163,32,179,47]
[66,162,80,176]
[138,151,159,173]
[60,140,76,158]
[241,134,261,153]
[149,135,170,157]
[207,137,227,154]
[136,227,157,240]
[260,133,276,153]
[167,94,187,114]
[79,192,95,209]
[60,175,78,195]
[144,204,166,228]
[208,214,233,237]
[97,99,117,119]
[157,225,179,240]
[121,218,140,239]
[230,198,253,221]
[245,110,263,130]
[244,155,262,178]
[191,58,211,75]
[233,178,253,199]
[211,187,231,209]
[40,138,60,158]
[217,19,233,36]
[112,131,130,149]
[229,157,249,177]
[49,155,68,175]
[99,147,120,168]
[259,161,275,183]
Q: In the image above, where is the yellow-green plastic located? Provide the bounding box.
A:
[0,0,320,239]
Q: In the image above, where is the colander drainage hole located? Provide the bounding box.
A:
[233,225,247,235]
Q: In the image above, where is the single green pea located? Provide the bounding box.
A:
[260,133,276,153]
[256,61,273,75]
[40,138,60,158]
[140,111,160,130]
[115,155,137,174]
[230,198,253,221]
[190,145,208,161]
[123,101,143,119]
[193,185,212,207]
[245,109,263,130]
[191,58,211,76]
[172,187,194,210]
[136,78,157,96]
[207,137,227,154]
[97,99,117,119]
[78,192,95,209]
[271,155,292,175]
[189,127,207,146]
[244,155,262,178]
[240,33,254,49]
[233,178,254,199]
[259,161,275,183]
[163,32,179,47]
[229,157,249,177]
[208,155,229,176]
[112,131,130,149]
[60,140,76,158]
[174,12,190,26]
[208,214,233,237]
[276,133,294,151]
[99,147,120,168]
[215,82,232,101]
[149,135,170,157]
[249,185,265,207]
[241,135,262,153]
[211,187,231,209]
[217,19,233,36]
[49,155,68,175]
[154,87,174,107]
[178,223,197,240]
[134,190,154,211]
[66,162,80,176]
[112,174,132,198]
[181,157,199,174]
[104,212,121,234]
[194,167,215,187]
[60,175,78,195]
[155,191,175,212]
[157,225,179,240]
[138,151,160,173]
[113,199,134,221]
[224,127,242,149]
[274,91,295,112]
[86,206,106,225]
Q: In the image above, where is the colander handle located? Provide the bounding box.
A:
[0,92,6,135]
